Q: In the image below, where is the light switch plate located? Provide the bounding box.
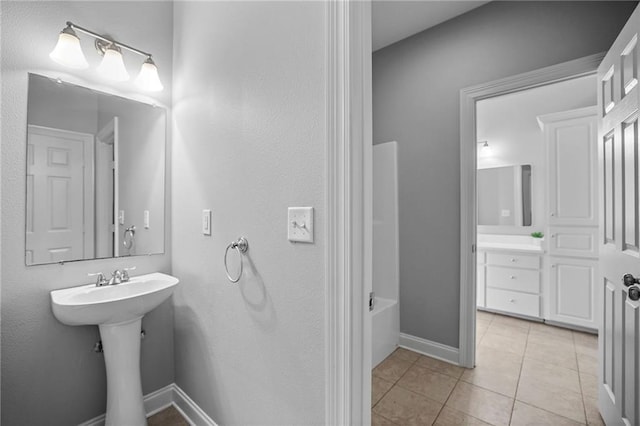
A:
[144,210,150,229]
[202,209,212,236]
[118,210,125,225]
[288,207,314,243]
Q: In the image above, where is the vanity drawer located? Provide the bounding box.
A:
[486,288,540,317]
[486,266,540,293]
[486,252,540,269]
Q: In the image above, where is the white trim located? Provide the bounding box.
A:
[325,1,372,425]
[172,384,218,426]
[78,384,217,426]
[399,333,460,365]
[459,52,605,369]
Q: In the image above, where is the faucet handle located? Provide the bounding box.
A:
[122,266,136,282]
[88,272,108,287]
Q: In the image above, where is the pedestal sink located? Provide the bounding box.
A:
[51,272,179,426]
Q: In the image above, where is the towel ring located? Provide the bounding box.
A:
[224,237,249,283]
[123,225,136,249]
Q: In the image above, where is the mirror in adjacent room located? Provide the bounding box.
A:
[477,164,532,226]
[25,73,166,265]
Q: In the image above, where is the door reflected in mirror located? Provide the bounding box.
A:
[25,73,166,265]
[477,164,532,227]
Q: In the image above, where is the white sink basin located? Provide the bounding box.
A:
[51,272,179,426]
[51,272,178,326]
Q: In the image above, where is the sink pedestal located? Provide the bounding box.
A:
[100,317,146,426]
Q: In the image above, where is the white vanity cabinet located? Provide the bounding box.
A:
[478,248,543,319]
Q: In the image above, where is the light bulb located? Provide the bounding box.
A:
[97,45,129,82]
[135,57,163,92]
[49,26,89,69]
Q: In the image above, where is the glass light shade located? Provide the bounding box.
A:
[479,141,492,157]
[135,58,163,92]
[49,29,89,69]
[97,46,130,82]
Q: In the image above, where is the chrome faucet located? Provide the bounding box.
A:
[121,266,136,282]
[108,270,123,285]
[88,272,108,287]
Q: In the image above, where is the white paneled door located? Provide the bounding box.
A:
[597,5,640,425]
[26,125,94,265]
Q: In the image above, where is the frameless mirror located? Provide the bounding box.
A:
[477,164,532,227]
[25,73,166,265]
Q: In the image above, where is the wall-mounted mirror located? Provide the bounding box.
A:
[477,164,532,227]
[25,73,166,265]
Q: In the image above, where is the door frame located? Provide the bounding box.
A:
[325,0,373,425]
[458,53,605,367]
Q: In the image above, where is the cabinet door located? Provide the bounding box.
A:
[548,226,598,258]
[548,257,598,330]
[546,113,598,226]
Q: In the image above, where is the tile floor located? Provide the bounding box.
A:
[372,311,602,426]
[147,405,189,426]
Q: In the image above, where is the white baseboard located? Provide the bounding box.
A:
[399,333,460,365]
[79,383,217,426]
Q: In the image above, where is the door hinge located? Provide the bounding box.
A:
[472,244,476,253]
[369,291,375,312]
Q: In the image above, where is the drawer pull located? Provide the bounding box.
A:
[510,275,516,279]
[509,299,516,303]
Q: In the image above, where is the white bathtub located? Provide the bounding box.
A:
[372,296,400,368]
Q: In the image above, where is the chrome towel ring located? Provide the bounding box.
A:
[224,237,249,283]
[123,225,136,249]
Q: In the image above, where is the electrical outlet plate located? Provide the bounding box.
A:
[288,207,314,243]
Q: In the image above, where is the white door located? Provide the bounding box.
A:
[26,125,94,264]
[597,5,640,425]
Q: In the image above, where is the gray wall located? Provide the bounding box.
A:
[372,1,637,348]
[171,2,326,424]
[1,2,174,424]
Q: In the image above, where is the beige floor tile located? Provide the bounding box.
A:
[577,352,598,377]
[476,329,486,346]
[460,356,521,397]
[433,406,491,425]
[573,331,598,356]
[487,322,529,339]
[510,401,584,426]
[373,386,443,426]
[397,364,458,403]
[529,321,574,339]
[476,321,489,336]
[520,357,581,394]
[480,331,527,356]
[415,355,466,379]
[583,396,605,426]
[476,345,523,366]
[491,314,532,330]
[579,372,598,400]
[147,406,189,426]
[446,381,514,426]
[372,413,398,426]
[476,310,495,322]
[373,376,395,407]
[524,340,578,370]
[373,355,414,383]
[516,374,586,423]
[391,347,421,363]
[527,330,576,351]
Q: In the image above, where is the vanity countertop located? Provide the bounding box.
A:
[477,242,544,253]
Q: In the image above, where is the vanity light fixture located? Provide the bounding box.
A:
[50,21,164,91]
[49,25,89,69]
[478,140,492,156]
